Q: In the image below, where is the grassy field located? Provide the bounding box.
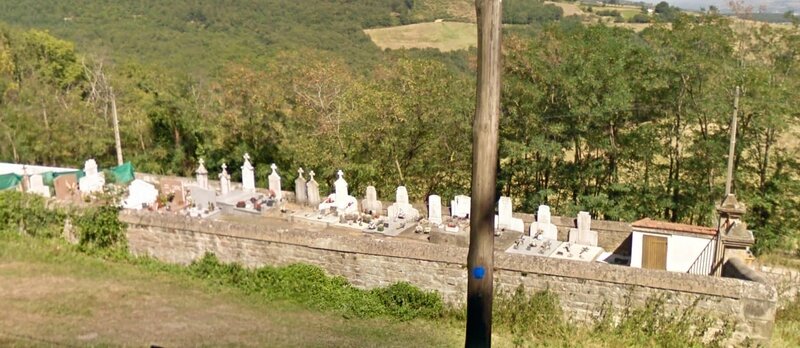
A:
[1,229,798,347]
[364,22,477,52]
[0,234,466,347]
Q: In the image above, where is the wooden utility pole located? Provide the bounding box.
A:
[466,0,502,347]
[111,87,124,166]
[724,86,740,196]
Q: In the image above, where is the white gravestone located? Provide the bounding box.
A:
[122,179,158,210]
[319,170,358,215]
[295,168,308,205]
[79,159,105,195]
[219,163,231,195]
[196,158,209,189]
[428,195,443,225]
[28,174,51,198]
[361,186,382,214]
[387,186,419,220]
[268,163,282,201]
[495,196,524,232]
[189,185,217,212]
[530,205,558,240]
[569,211,599,246]
[451,195,471,218]
[306,170,321,207]
[241,153,255,193]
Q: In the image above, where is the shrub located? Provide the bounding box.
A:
[493,286,572,344]
[187,252,444,321]
[75,205,127,250]
[0,190,65,237]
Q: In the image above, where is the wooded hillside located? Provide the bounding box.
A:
[0,2,798,253]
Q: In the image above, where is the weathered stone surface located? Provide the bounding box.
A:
[120,211,777,346]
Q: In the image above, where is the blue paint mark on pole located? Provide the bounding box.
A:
[473,266,485,279]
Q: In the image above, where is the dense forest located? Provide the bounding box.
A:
[0,1,798,253]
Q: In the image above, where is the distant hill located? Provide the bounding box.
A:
[0,0,418,75]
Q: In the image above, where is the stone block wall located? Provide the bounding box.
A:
[121,211,777,346]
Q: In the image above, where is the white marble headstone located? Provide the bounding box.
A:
[387,185,419,220]
[569,211,598,246]
[196,158,209,189]
[241,153,255,193]
[79,159,105,195]
[295,168,308,205]
[530,204,558,240]
[219,163,231,195]
[451,195,471,218]
[28,174,51,198]
[306,170,321,207]
[496,196,524,232]
[361,185,382,214]
[428,195,443,225]
[268,163,282,201]
[122,179,158,210]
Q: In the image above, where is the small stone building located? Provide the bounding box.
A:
[629,218,717,273]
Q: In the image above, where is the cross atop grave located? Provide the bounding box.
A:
[241,153,255,193]
[295,167,308,205]
[337,169,344,179]
[306,170,320,206]
[269,163,282,201]
[308,170,315,181]
[219,163,231,195]
[196,158,209,189]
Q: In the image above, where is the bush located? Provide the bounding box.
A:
[75,205,127,250]
[0,190,65,237]
[630,13,651,23]
[187,252,444,321]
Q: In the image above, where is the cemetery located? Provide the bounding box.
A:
[0,153,756,274]
[0,156,776,345]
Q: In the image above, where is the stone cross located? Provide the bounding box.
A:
[334,169,348,210]
[241,153,255,193]
[306,170,320,206]
[219,163,231,195]
[428,195,443,224]
[295,167,308,205]
[268,163,282,201]
[196,158,209,189]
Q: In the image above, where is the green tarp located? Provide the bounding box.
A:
[0,162,134,190]
[107,162,135,184]
[0,173,21,190]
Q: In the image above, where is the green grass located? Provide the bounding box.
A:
[0,232,464,347]
[364,21,477,52]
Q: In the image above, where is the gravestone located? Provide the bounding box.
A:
[319,170,358,215]
[361,185,382,214]
[159,178,186,206]
[569,211,598,246]
[530,205,558,240]
[295,168,308,205]
[122,179,158,210]
[28,174,51,198]
[190,185,217,212]
[387,186,419,220]
[219,163,231,195]
[241,153,255,193]
[78,159,105,195]
[306,170,321,207]
[54,174,80,203]
[195,158,209,189]
[268,163,282,201]
[428,195,443,225]
[496,196,524,232]
[451,195,471,218]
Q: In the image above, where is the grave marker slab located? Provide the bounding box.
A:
[295,168,308,205]
[54,174,81,203]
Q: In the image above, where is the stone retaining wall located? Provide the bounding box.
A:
[121,211,777,345]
